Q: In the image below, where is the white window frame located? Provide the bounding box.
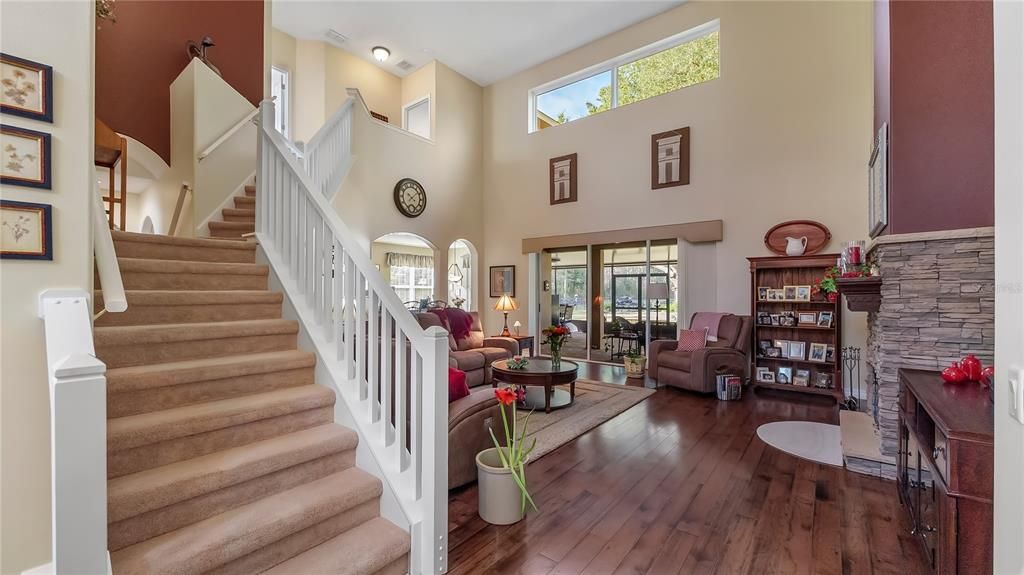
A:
[390,264,434,303]
[402,94,432,139]
[527,19,720,133]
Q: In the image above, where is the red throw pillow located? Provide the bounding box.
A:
[448,367,470,403]
[676,328,708,352]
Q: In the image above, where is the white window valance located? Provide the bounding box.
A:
[386,252,433,269]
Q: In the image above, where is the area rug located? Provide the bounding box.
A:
[756,421,843,467]
[514,379,655,461]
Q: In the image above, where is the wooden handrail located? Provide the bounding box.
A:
[93,190,127,313]
[167,182,192,236]
[197,106,259,162]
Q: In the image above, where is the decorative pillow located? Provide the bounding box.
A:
[448,367,470,403]
[675,328,709,352]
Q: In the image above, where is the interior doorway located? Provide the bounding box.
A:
[271,66,290,138]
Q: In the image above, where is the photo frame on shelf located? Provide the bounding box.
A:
[756,367,774,383]
[826,345,836,363]
[797,312,817,326]
[794,369,811,387]
[1,199,52,260]
[1,124,50,189]
[808,342,829,362]
[1,53,53,123]
[781,312,797,327]
[765,346,783,358]
[489,265,515,297]
[817,311,834,328]
[757,312,771,326]
[757,286,769,301]
[795,285,812,301]
[815,372,833,389]
[770,313,782,326]
[787,341,806,360]
[768,289,784,301]
[773,340,790,356]
[783,286,797,301]
[777,367,793,384]
[758,340,772,355]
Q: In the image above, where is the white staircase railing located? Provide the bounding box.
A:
[298,97,353,199]
[257,100,448,575]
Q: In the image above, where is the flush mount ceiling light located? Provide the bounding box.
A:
[372,46,390,62]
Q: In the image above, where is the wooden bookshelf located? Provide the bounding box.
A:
[748,254,843,401]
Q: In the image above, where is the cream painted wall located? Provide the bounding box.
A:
[481,1,873,353]
[325,43,401,128]
[332,60,484,310]
[401,62,436,138]
[293,39,326,143]
[0,2,95,572]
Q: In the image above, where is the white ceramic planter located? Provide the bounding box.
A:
[476,447,528,525]
[624,355,646,378]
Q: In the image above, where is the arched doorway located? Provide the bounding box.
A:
[371,232,437,307]
[447,239,476,311]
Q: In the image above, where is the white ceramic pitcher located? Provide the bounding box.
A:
[785,236,808,256]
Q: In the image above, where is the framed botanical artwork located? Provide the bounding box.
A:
[797,312,817,326]
[1,53,53,123]
[549,153,577,205]
[1,125,50,189]
[489,265,515,297]
[868,122,888,238]
[1,200,52,260]
[651,127,690,189]
[808,342,829,363]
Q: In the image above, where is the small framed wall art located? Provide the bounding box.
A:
[489,265,515,297]
[1,53,53,123]
[1,124,51,189]
[651,127,690,189]
[1,200,52,260]
[549,153,577,204]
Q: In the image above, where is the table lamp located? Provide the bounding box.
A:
[494,294,518,337]
[513,320,522,336]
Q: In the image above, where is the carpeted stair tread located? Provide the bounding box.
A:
[109,423,358,523]
[108,384,335,453]
[110,468,382,575]
[209,221,256,231]
[95,318,297,347]
[221,208,256,222]
[117,257,268,276]
[263,517,409,575]
[234,195,256,207]
[106,349,315,394]
[112,230,257,252]
[99,289,281,307]
[245,185,256,197]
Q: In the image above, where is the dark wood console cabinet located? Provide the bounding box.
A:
[897,369,993,574]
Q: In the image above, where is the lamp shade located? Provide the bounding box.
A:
[647,282,670,300]
[513,320,522,328]
[494,294,518,312]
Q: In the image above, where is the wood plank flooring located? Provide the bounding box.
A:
[448,380,926,575]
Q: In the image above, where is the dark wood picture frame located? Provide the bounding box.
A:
[489,265,515,297]
[1,199,53,260]
[1,124,51,189]
[549,153,577,205]
[0,53,54,123]
[651,127,690,189]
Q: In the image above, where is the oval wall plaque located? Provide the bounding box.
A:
[764,220,832,256]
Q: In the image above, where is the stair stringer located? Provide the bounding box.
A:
[256,245,412,538]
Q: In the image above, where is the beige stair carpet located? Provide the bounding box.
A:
[97,227,409,574]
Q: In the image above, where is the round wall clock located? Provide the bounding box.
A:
[393,178,426,218]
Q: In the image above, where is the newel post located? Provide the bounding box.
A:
[415,326,449,574]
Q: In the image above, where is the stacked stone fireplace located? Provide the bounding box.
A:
[866,229,995,459]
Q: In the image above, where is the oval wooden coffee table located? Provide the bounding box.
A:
[491,358,579,413]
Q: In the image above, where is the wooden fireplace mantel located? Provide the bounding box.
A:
[836,276,882,312]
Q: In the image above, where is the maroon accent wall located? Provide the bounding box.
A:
[877,1,994,235]
[96,1,263,163]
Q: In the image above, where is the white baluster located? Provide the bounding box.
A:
[368,289,380,422]
[395,326,407,463]
[380,306,393,442]
[355,270,367,398]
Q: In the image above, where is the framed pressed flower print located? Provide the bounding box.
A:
[1,125,51,189]
[1,53,53,123]
[1,200,52,260]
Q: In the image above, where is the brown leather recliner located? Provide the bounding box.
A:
[648,314,752,393]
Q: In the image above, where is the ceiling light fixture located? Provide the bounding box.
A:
[372,46,390,62]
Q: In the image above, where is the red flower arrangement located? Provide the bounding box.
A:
[814,265,871,303]
[542,325,571,367]
[495,387,517,406]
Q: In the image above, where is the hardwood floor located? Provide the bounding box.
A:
[448,378,927,575]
